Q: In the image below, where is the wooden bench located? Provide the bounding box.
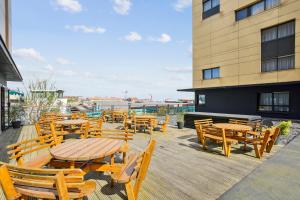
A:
[0,162,95,200]
[195,124,237,157]
[194,119,213,144]
[112,140,156,200]
[6,133,62,168]
[134,118,154,134]
[246,127,280,159]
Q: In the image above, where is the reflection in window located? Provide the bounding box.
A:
[258,92,289,112]
[236,0,280,21]
[251,1,264,15]
[199,95,206,105]
[203,68,220,80]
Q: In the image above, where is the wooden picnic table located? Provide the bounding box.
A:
[213,123,252,150]
[213,123,252,132]
[56,119,88,126]
[135,115,157,119]
[50,138,124,171]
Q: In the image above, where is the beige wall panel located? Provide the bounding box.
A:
[277,69,300,82]
[211,51,239,64]
[221,65,239,77]
[239,60,261,75]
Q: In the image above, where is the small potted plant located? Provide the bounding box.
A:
[10,105,24,129]
[176,112,184,129]
[275,120,292,145]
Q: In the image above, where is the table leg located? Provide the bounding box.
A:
[244,132,247,151]
[70,161,75,169]
[110,155,115,188]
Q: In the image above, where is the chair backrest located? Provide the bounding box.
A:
[260,127,281,155]
[88,128,134,142]
[0,162,86,200]
[164,115,170,125]
[229,118,249,125]
[113,140,156,199]
[194,118,213,126]
[6,134,58,166]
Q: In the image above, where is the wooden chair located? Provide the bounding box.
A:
[159,115,170,133]
[0,162,96,200]
[88,128,134,163]
[112,140,156,200]
[195,124,237,157]
[194,118,213,126]
[194,119,213,144]
[134,118,154,134]
[246,127,280,159]
[6,133,62,168]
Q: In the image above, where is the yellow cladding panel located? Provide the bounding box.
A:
[193,0,300,89]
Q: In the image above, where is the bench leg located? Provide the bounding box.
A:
[125,182,136,200]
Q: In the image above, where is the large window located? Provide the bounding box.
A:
[236,0,280,21]
[261,21,295,72]
[258,92,289,112]
[203,0,220,19]
[203,68,220,80]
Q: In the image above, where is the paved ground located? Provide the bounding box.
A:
[219,134,300,200]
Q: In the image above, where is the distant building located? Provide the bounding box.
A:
[180,0,300,119]
[0,0,22,131]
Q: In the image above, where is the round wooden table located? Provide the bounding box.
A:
[213,123,252,132]
[56,119,88,126]
[50,138,124,168]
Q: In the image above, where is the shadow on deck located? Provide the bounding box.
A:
[0,124,282,200]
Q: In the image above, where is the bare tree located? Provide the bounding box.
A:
[23,79,61,124]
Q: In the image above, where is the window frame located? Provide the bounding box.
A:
[235,0,280,21]
[261,20,295,73]
[258,92,290,113]
[202,0,220,20]
[202,67,220,80]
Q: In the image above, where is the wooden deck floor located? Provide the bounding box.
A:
[0,124,281,200]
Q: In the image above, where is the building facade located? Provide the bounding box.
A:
[180,0,300,119]
[0,0,22,131]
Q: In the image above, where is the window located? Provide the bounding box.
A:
[258,92,289,112]
[235,0,280,21]
[203,68,220,80]
[203,0,220,19]
[236,8,248,21]
[199,95,206,105]
[266,0,280,9]
[251,1,264,15]
[261,21,295,72]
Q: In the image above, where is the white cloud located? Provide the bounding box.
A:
[13,48,45,62]
[174,0,192,12]
[158,34,172,43]
[165,67,192,73]
[56,57,75,65]
[124,32,142,41]
[44,64,54,71]
[59,70,77,76]
[54,0,82,13]
[113,0,132,15]
[65,25,106,33]
[150,33,172,43]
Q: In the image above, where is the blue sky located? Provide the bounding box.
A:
[9,0,192,100]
